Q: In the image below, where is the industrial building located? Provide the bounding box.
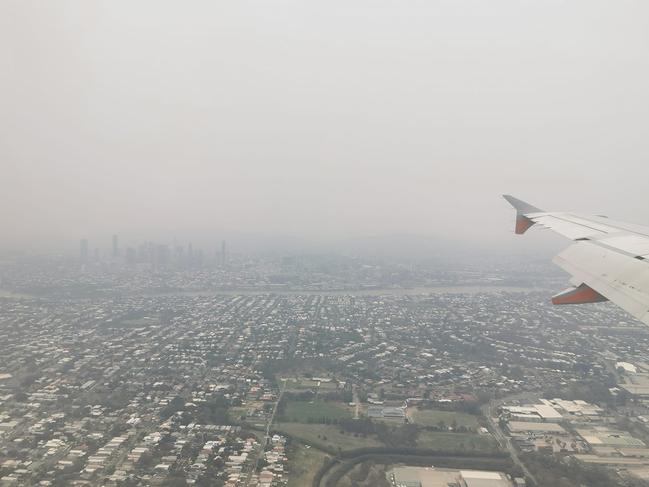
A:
[387,467,514,487]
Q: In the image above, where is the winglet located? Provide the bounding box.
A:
[503,195,543,235]
[503,195,542,214]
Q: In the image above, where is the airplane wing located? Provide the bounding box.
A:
[504,195,649,325]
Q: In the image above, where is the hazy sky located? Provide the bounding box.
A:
[2,1,649,254]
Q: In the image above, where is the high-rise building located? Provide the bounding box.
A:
[79,238,89,263]
[155,244,169,267]
[126,247,136,266]
[112,234,119,258]
[221,240,226,267]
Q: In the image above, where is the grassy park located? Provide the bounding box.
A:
[274,423,383,452]
[286,444,331,487]
[416,431,499,453]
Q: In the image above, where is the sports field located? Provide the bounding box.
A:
[282,399,352,423]
[409,408,479,429]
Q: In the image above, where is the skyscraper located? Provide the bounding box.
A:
[221,240,226,267]
[112,234,119,258]
[79,238,88,263]
[125,247,136,266]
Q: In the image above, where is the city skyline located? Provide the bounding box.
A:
[3,2,649,253]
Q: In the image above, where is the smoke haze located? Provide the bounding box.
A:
[2,1,649,254]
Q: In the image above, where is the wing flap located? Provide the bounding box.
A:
[598,234,649,257]
[531,215,605,240]
[553,241,649,324]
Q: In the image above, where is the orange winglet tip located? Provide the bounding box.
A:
[515,215,535,235]
[552,284,608,305]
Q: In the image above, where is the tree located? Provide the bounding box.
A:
[160,396,185,420]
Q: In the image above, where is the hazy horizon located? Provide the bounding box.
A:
[3,1,649,255]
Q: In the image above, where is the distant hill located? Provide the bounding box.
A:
[330,234,466,262]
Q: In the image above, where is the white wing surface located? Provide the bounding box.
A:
[504,195,649,325]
